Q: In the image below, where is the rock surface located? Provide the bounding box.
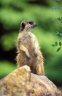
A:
[0,65,62,96]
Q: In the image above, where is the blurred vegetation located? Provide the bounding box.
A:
[0,0,62,85]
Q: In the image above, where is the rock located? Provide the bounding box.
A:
[0,65,62,96]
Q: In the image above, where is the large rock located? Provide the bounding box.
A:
[0,65,62,96]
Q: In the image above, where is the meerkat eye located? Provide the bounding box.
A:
[29,21,33,25]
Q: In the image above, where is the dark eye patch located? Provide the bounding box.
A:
[29,21,33,25]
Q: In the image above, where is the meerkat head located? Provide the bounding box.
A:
[20,20,37,31]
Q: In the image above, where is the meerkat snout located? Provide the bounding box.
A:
[20,20,37,31]
[28,21,37,28]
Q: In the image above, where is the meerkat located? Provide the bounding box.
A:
[16,20,45,75]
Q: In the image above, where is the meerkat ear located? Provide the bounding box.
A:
[21,22,25,28]
[20,21,25,30]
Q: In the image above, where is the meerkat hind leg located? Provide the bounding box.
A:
[36,64,45,75]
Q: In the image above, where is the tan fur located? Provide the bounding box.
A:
[16,21,45,75]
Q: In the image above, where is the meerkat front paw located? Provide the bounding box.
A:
[20,45,30,58]
[25,49,30,59]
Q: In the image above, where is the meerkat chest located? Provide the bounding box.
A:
[21,32,32,46]
[22,32,37,47]
[17,31,39,54]
[23,32,39,55]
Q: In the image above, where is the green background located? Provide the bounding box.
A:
[0,0,62,86]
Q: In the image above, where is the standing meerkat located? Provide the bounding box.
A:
[16,20,45,75]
